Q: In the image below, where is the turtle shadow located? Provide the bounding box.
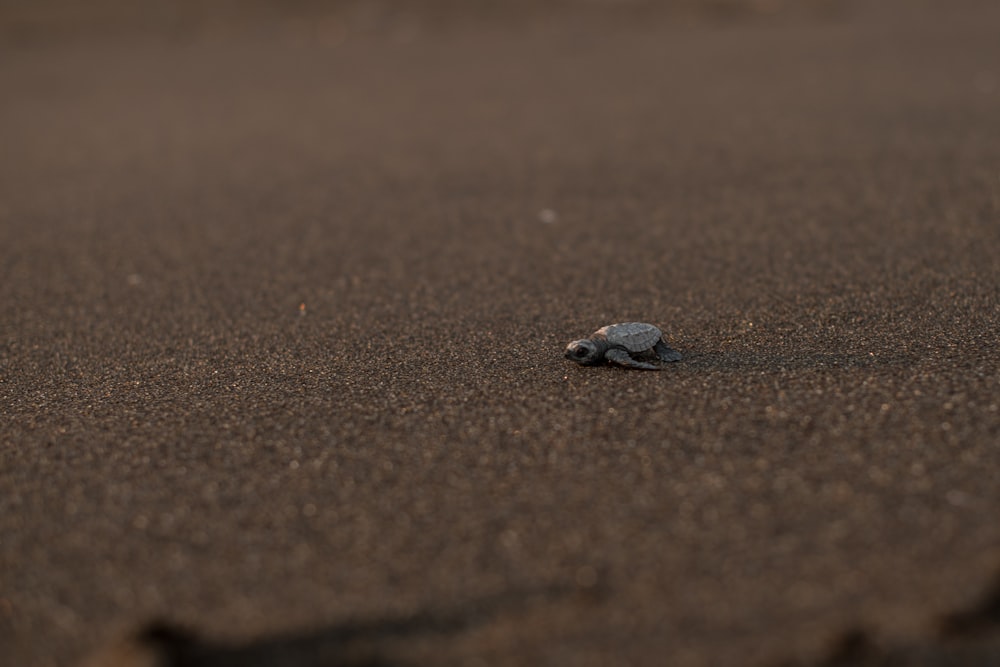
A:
[678,351,917,373]
[85,583,583,667]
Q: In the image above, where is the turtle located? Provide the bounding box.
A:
[564,322,682,370]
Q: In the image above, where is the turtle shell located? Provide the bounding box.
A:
[595,322,662,352]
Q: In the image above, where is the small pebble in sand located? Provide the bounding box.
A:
[538,208,558,224]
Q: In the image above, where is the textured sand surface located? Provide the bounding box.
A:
[2,1,1000,665]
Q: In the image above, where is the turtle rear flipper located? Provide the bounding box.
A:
[654,341,682,362]
[605,348,660,370]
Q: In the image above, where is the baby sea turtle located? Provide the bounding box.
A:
[565,322,682,370]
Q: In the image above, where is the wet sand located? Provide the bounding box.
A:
[2,2,1000,665]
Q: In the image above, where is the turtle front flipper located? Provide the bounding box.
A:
[654,340,682,362]
[605,348,660,370]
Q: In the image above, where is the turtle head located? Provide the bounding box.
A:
[565,339,602,366]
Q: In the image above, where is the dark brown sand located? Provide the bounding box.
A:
[2,2,1000,665]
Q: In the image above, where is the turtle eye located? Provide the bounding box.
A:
[575,348,588,357]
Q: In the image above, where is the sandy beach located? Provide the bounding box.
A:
[2,1,1000,665]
